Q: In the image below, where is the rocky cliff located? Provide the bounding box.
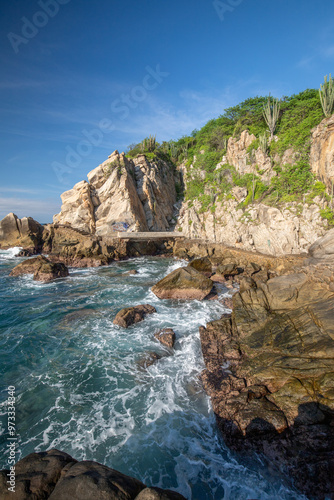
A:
[53,150,178,236]
[175,114,334,256]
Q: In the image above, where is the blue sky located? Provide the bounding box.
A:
[0,0,333,222]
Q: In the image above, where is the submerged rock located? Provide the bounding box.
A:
[9,256,69,282]
[154,328,176,349]
[151,267,213,300]
[113,304,156,328]
[137,351,163,369]
[0,449,186,499]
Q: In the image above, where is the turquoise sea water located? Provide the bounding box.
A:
[0,249,306,500]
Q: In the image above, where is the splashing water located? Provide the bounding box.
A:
[0,252,306,499]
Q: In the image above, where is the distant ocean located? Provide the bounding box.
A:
[0,250,306,499]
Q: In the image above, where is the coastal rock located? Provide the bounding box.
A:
[42,224,108,267]
[176,198,327,256]
[135,487,186,500]
[187,256,212,276]
[48,460,145,499]
[0,449,186,500]
[200,270,334,498]
[137,351,163,368]
[0,213,44,250]
[310,114,334,190]
[10,256,69,282]
[151,267,213,300]
[113,304,156,328]
[53,180,95,233]
[0,449,76,500]
[154,328,176,348]
[54,151,177,237]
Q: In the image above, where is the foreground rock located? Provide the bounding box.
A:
[200,271,334,499]
[0,213,44,251]
[151,267,213,300]
[0,449,186,500]
[154,328,176,348]
[10,256,69,282]
[113,304,156,328]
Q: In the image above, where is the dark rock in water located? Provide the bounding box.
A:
[10,256,69,282]
[122,269,138,276]
[15,248,38,257]
[154,328,176,349]
[137,351,163,368]
[0,449,186,500]
[135,487,186,499]
[200,272,334,499]
[187,256,212,277]
[220,297,233,309]
[151,267,213,300]
[113,304,156,328]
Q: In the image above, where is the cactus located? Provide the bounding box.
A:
[319,74,334,117]
[141,134,156,153]
[259,132,268,153]
[263,94,280,139]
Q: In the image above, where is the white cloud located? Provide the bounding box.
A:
[0,197,60,222]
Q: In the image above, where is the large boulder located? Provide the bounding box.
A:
[0,213,44,250]
[113,304,156,328]
[10,256,69,282]
[200,271,334,498]
[151,267,213,300]
[0,450,186,500]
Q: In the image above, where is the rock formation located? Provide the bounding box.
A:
[0,213,44,251]
[151,266,213,300]
[0,449,186,500]
[199,240,334,498]
[10,256,69,282]
[310,114,334,190]
[113,304,157,328]
[154,328,176,348]
[54,150,178,236]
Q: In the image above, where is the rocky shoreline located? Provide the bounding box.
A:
[0,449,186,500]
[1,212,334,498]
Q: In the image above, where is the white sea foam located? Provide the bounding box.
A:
[0,256,307,500]
[0,247,22,260]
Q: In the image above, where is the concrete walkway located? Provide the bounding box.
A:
[115,231,184,239]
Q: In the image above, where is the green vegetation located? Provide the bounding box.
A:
[124,80,333,221]
[320,207,334,226]
[263,94,280,139]
[319,74,334,117]
[104,158,124,177]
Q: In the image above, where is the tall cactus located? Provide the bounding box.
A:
[140,134,156,153]
[319,74,334,117]
[263,94,280,139]
[259,132,268,153]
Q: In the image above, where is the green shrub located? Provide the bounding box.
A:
[320,206,334,226]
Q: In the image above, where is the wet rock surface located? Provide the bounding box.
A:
[151,266,213,300]
[0,449,186,500]
[154,328,176,349]
[113,304,157,328]
[200,269,334,499]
